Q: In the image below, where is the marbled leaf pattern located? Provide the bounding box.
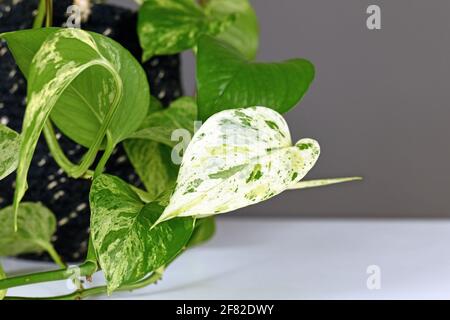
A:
[90,174,194,293]
[1,28,149,227]
[157,106,320,224]
[137,0,235,61]
[207,0,259,60]
[0,124,19,180]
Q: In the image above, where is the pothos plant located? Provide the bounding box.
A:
[0,0,360,299]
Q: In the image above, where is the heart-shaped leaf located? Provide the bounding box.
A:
[1,28,149,225]
[157,106,320,224]
[90,174,194,293]
[206,0,259,60]
[0,124,20,180]
[0,203,57,257]
[137,0,235,61]
[196,36,315,120]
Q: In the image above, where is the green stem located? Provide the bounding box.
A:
[45,0,53,27]
[85,235,98,267]
[0,262,96,291]
[43,122,94,179]
[4,267,164,300]
[66,61,123,179]
[93,133,115,178]
[33,0,46,29]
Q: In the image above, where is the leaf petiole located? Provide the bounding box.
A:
[43,121,94,179]
[3,267,165,300]
[93,133,115,178]
[33,0,46,29]
[0,261,96,292]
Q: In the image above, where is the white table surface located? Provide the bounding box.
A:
[2,218,450,300]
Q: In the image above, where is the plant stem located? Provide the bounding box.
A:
[4,267,165,300]
[45,0,53,27]
[93,133,115,178]
[43,122,94,179]
[66,60,124,179]
[0,261,96,291]
[33,0,47,29]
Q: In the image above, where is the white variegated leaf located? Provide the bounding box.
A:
[157,106,320,224]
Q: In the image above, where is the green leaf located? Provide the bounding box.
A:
[187,217,216,248]
[1,28,149,225]
[288,177,363,190]
[0,262,6,300]
[156,107,320,224]
[137,0,235,61]
[90,174,194,293]
[0,203,57,257]
[127,96,197,147]
[196,36,315,120]
[124,97,197,198]
[0,124,20,180]
[124,140,179,200]
[1,28,149,148]
[148,95,164,114]
[206,0,259,60]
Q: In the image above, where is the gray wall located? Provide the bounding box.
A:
[111,0,450,218]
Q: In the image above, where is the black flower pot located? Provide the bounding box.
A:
[0,0,183,262]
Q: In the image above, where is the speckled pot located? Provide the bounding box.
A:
[0,0,183,262]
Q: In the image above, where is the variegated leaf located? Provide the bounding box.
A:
[90,174,194,293]
[1,28,149,227]
[1,28,149,149]
[157,106,320,224]
[206,0,259,60]
[0,124,20,180]
[137,0,235,61]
